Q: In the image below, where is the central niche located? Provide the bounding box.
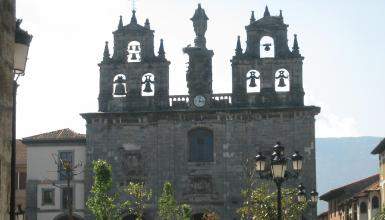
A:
[128,41,141,62]
[188,128,213,162]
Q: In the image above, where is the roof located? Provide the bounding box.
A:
[320,174,379,202]
[371,138,385,154]
[22,128,86,145]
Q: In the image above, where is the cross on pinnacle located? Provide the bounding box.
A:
[130,0,137,12]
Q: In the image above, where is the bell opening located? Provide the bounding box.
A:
[141,73,155,97]
[275,69,290,92]
[113,74,127,97]
[128,41,141,63]
[246,70,261,93]
[260,36,275,58]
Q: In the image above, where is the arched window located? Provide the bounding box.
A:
[260,36,275,58]
[191,213,204,220]
[188,128,214,162]
[360,202,368,214]
[275,69,290,92]
[141,73,155,96]
[113,74,127,97]
[246,70,261,93]
[372,196,380,209]
[128,41,141,62]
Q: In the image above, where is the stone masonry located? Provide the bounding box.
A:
[0,0,15,218]
[82,5,320,220]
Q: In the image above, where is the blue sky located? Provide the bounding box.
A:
[16,0,385,138]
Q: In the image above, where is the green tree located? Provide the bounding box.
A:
[158,181,192,220]
[86,160,119,220]
[121,182,152,220]
[237,184,308,220]
[374,208,385,220]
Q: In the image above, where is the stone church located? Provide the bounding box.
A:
[82,4,320,219]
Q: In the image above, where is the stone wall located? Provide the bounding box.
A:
[83,107,319,219]
[0,0,15,218]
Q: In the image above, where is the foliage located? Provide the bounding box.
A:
[158,181,192,220]
[121,182,152,220]
[203,211,220,220]
[237,184,308,220]
[86,160,119,220]
[374,208,385,220]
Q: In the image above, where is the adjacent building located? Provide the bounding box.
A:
[371,138,385,208]
[0,0,16,218]
[82,5,320,219]
[23,129,86,220]
[16,140,27,213]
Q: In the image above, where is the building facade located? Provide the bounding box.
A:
[16,140,27,214]
[23,129,86,220]
[0,0,16,218]
[371,138,385,208]
[82,5,320,219]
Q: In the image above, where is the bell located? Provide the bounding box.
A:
[249,78,257,87]
[263,43,271,51]
[129,45,133,50]
[114,83,126,96]
[135,45,140,51]
[143,81,153,93]
[278,78,286,87]
[131,53,137,60]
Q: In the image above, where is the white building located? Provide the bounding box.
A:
[23,129,86,220]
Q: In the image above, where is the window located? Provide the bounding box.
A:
[372,196,380,209]
[128,41,141,62]
[58,151,74,181]
[42,189,55,205]
[16,172,26,190]
[188,128,214,162]
[260,36,275,58]
[62,187,73,209]
[246,70,261,93]
[141,73,155,96]
[359,202,367,214]
[275,69,290,92]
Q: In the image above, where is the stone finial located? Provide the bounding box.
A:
[158,39,165,60]
[118,16,123,30]
[236,36,243,56]
[103,41,110,62]
[145,18,150,29]
[250,11,256,23]
[279,10,283,18]
[292,34,301,56]
[264,6,271,17]
[130,10,137,24]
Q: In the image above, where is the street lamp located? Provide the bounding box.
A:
[297,184,319,220]
[10,19,32,220]
[254,142,305,220]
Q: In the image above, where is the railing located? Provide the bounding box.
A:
[211,94,232,107]
[169,95,190,108]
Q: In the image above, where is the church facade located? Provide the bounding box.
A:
[82,5,320,219]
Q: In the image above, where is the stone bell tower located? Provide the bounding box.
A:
[183,4,214,101]
[98,10,170,112]
[232,6,304,107]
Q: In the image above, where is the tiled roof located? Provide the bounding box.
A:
[319,174,379,202]
[22,128,85,144]
[371,138,385,154]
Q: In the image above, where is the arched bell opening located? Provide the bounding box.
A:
[246,70,261,93]
[128,41,141,62]
[274,68,290,92]
[113,74,127,97]
[260,36,275,58]
[141,73,155,97]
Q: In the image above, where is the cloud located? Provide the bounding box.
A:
[306,96,360,138]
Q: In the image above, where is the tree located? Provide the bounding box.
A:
[121,182,152,220]
[158,181,192,220]
[374,208,385,220]
[86,160,119,220]
[237,184,308,220]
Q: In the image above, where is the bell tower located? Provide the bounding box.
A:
[232,6,304,107]
[183,4,214,103]
[98,10,170,112]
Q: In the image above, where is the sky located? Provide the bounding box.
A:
[15,0,385,138]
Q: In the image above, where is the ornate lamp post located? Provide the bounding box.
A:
[254,142,304,220]
[297,184,319,220]
[10,19,32,220]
